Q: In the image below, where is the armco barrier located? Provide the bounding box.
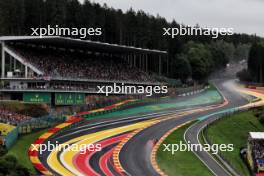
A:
[178,86,209,97]
[4,127,18,149]
[18,113,66,134]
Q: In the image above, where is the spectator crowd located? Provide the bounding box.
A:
[9,45,155,83]
[253,140,264,159]
[2,81,97,92]
[0,109,31,126]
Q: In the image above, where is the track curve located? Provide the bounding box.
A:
[119,79,248,176]
[37,80,232,176]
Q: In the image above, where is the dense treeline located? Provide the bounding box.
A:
[237,42,264,83]
[171,41,251,82]
[248,42,264,83]
[0,145,29,176]
[0,0,261,82]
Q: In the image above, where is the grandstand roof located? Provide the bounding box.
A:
[249,132,264,139]
[0,36,167,55]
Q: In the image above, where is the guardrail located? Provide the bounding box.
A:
[4,127,18,150]
[17,114,66,134]
[200,106,261,176]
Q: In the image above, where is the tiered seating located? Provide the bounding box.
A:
[9,44,156,83]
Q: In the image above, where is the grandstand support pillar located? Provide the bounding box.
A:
[128,54,130,66]
[134,54,136,67]
[139,55,142,69]
[25,65,28,78]
[14,59,16,71]
[142,54,145,71]
[141,54,144,69]
[131,54,134,67]
[159,55,162,75]
[167,55,169,76]
[146,54,148,72]
[9,55,12,71]
[130,54,132,67]
[1,42,5,78]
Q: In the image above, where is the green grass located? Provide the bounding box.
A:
[157,123,213,176]
[207,111,264,176]
[6,129,48,174]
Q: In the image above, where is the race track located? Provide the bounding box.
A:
[119,79,248,176]
[36,79,255,176]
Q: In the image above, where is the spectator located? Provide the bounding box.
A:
[9,44,156,83]
[0,109,31,126]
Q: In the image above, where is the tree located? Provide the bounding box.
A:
[248,42,264,83]
[170,54,191,82]
[0,0,25,35]
[236,69,251,82]
[0,155,30,176]
[183,42,213,82]
[234,43,251,61]
[45,0,67,26]
[209,41,229,69]
[0,0,261,80]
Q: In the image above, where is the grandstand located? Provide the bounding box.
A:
[0,36,168,105]
[247,132,264,174]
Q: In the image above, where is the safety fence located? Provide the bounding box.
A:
[200,106,260,176]
[4,127,18,149]
[3,97,145,151]
[3,98,140,152]
[17,113,66,134]
[0,123,17,149]
[0,114,65,150]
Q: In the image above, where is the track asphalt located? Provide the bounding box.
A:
[37,79,252,176]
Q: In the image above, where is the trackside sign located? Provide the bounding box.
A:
[23,92,51,104]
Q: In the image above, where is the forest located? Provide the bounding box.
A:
[0,0,262,82]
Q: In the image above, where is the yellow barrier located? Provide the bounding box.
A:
[0,123,15,136]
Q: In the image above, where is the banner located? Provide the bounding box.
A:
[55,93,85,105]
[75,93,85,104]
[23,92,51,104]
